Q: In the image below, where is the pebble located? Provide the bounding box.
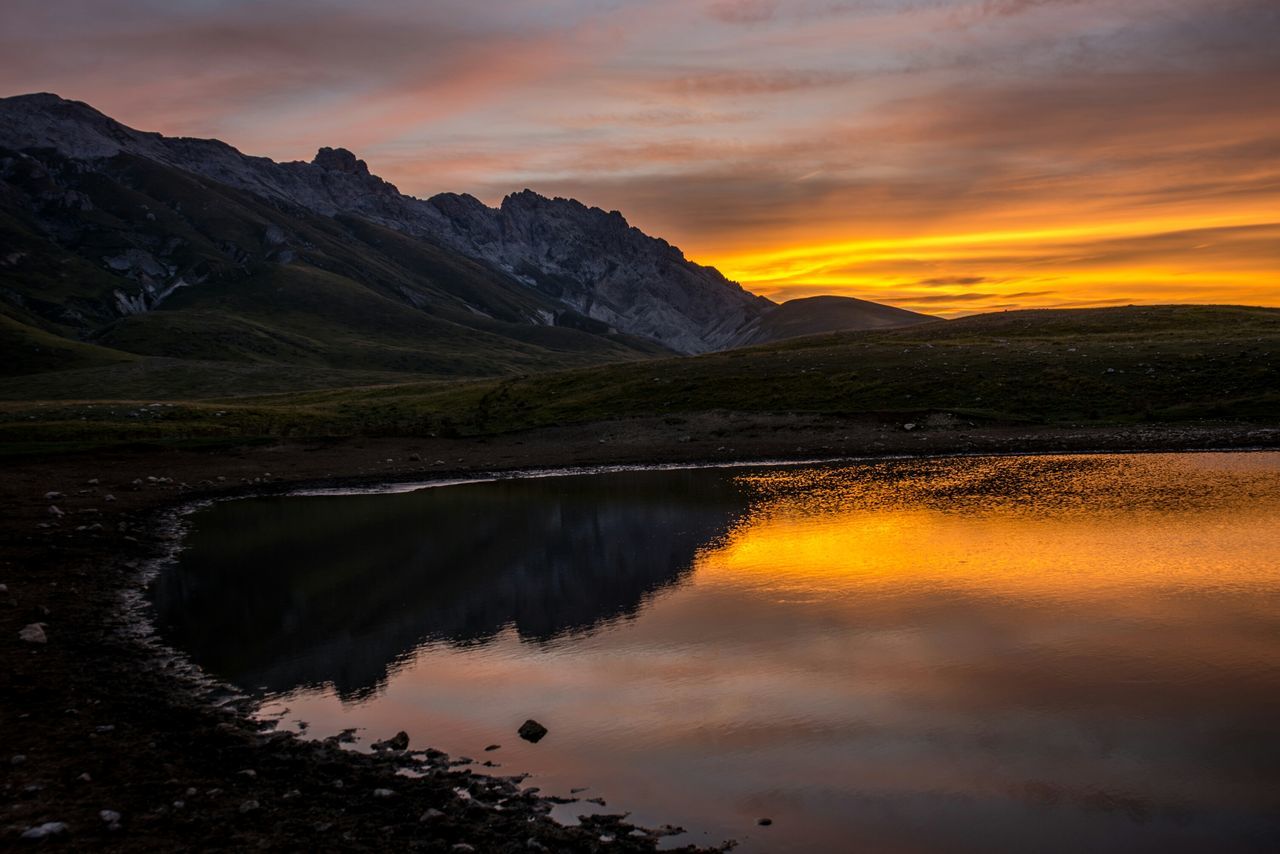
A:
[372,731,410,751]
[757,818,773,826]
[11,754,26,765]
[373,788,396,798]
[48,505,64,517]
[44,491,64,500]
[78,772,92,782]
[239,799,260,813]
[20,822,68,840]
[517,719,548,743]
[419,808,445,822]
[19,623,47,644]
[484,744,501,752]
[100,810,121,825]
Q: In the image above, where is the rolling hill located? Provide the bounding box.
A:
[1,305,1275,449]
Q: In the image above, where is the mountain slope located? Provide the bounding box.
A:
[0,132,668,381]
[0,93,781,355]
[732,295,937,346]
[423,190,769,353]
[3,307,1275,447]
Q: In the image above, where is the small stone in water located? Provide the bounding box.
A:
[757,818,773,826]
[517,719,548,743]
[372,731,410,751]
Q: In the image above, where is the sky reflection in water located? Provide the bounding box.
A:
[155,453,1280,852]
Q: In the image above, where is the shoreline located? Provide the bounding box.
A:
[4,416,1279,849]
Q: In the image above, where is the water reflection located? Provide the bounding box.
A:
[154,453,1280,852]
[154,469,750,697]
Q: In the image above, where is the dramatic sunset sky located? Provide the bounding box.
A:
[3,0,1276,315]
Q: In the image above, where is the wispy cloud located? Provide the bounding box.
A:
[706,0,779,24]
[1,0,1276,315]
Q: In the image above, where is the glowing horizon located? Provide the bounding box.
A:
[2,0,1276,316]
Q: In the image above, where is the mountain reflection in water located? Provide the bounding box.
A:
[153,454,1280,853]
[153,469,750,697]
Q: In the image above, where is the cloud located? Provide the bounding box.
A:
[706,0,779,24]
[0,0,1275,315]
[969,0,1096,19]
[654,69,857,97]
[919,277,991,287]
[901,291,1056,303]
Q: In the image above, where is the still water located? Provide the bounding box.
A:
[153,453,1280,852]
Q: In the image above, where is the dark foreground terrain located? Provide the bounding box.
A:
[4,415,1280,851]
[3,303,1279,850]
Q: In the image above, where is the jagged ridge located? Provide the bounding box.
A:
[0,93,778,354]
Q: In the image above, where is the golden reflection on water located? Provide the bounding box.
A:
[702,454,1280,600]
[218,453,1280,853]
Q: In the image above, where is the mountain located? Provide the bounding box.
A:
[733,295,936,346]
[0,93,933,385]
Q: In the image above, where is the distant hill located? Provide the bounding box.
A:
[2,306,1276,448]
[732,295,937,346]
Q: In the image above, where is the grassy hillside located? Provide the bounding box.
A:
[2,305,1276,449]
[0,148,663,381]
[0,313,139,377]
[738,295,936,345]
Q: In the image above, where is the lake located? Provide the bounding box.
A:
[152,452,1280,852]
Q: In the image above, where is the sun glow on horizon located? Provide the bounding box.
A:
[708,209,1280,317]
[3,0,1276,318]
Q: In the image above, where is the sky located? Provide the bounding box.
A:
[2,0,1277,316]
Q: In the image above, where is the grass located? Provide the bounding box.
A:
[0,148,665,384]
[2,305,1277,452]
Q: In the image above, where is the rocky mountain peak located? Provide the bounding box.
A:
[0,93,776,352]
[424,188,768,352]
[312,147,370,177]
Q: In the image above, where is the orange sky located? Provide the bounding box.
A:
[3,0,1276,315]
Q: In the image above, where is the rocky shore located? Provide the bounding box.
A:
[3,414,1278,850]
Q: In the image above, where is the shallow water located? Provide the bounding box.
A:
[154,453,1280,852]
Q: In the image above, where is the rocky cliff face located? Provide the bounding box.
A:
[425,190,768,353]
[0,93,769,353]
